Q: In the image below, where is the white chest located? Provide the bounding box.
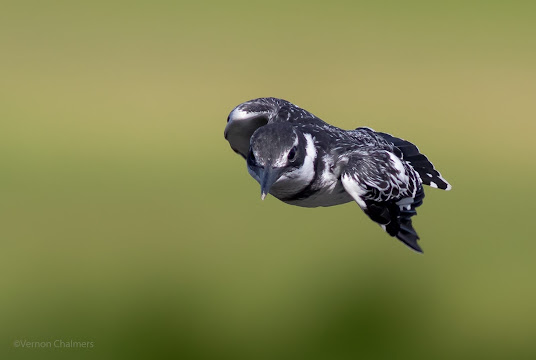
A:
[283,181,353,207]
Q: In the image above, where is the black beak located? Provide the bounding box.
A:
[260,166,283,200]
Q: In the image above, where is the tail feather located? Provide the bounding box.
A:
[393,221,422,253]
[377,132,452,191]
[391,186,425,253]
[365,187,425,253]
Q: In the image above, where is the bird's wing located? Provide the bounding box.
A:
[349,127,452,191]
[224,97,326,158]
[339,149,425,252]
[373,130,452,190]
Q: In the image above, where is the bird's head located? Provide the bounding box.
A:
[247,123,314,200]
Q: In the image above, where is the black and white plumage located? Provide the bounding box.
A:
[224,97,451,252]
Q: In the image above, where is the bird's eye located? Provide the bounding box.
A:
[288,146,298,162]
[248,150,256,164]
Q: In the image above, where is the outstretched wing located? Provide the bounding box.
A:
[224,97,326,158]
[340,149,425,252]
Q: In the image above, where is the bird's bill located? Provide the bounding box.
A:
[260,167,283,200]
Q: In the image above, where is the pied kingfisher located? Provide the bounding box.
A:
[224,97,451,252]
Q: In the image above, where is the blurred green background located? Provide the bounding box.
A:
[1,1,535,359]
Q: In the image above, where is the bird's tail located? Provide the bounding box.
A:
[387,186,425,253]
[366,186,425,253]
[377,132,452,191]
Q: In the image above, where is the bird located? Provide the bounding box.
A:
[224,97,451,252]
